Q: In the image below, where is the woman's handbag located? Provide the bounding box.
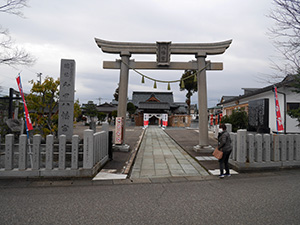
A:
[212,148,223,159]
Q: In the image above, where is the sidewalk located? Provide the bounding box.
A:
[130,127,209,179]
[72,123,235,179]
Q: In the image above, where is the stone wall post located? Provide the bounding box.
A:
[256,134,263,163]
[273,134,280,161]
[287,134,294,161]
[102,122,109,133]
[295,135,300,161]
[32,134,41,170]
[230,132,237,160]
[58,59,76,141]
[59,135,66,170]
[5,134,14,170]
[279,135,287,161]
[45,135,54,170]
[263,134,271,162]
[248,134,254,163]
[236,129,247,163]
[19,134,27,170]
[83,129,94,169]
[225,123,232,133]
[71,135,79,170]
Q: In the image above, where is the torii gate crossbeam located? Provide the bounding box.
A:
[95,38,232,151]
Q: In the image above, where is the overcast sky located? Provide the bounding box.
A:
[0,0,281,107]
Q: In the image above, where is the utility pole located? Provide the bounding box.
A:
[37,73,42,84]
[97,97,102,105]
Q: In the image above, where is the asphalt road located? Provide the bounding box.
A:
[0,170,300,225]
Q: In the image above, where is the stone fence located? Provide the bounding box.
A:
[0,129,109,178]
[229,129,300,171]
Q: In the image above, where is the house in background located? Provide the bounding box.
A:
[96,102,117,119]
[218,75,300,133]
[132,91,192,127]
[82,101,117,125]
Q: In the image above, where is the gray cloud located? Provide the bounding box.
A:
[0,0,280,107]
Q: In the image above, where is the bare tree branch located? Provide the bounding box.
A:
[0,0,28,17]
[0,0,35,67]
[268,0,300,75]
[0,47,35,66]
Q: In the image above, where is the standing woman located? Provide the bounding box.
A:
[218,124,232,178]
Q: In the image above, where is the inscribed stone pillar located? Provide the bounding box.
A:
[236,129,247,163]
[196,54,209,147]
[58,59,76,141]
[117,52,130,145]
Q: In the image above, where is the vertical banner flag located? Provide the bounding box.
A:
[162,114,168,128]
[274,86,284,132]
[143,113,149,128]
[16,74,33,131]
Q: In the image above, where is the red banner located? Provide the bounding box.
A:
[143,114,149,127]
[162,114,168,127]
[274,86,284,132]
[219,113,223,124]
[16,75,33,131]
[210,114,213,126]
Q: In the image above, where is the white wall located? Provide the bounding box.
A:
[222,86,300,133]
[285,87,300,133]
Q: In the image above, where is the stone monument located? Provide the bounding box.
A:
[58,59,76,141]
[248,98,270,133]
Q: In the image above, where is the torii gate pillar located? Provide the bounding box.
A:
[117,52,131,148]
[195,53,210,149]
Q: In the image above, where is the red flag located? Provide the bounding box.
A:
[16,75,33,131]
[219,113,223,125]
[274,86,284,132]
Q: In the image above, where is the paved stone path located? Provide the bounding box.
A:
[130,126,209,179]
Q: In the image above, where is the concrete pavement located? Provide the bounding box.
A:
[130,126,209,179]
[1,170,300,225]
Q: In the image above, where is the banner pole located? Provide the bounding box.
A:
[16,73,33,168]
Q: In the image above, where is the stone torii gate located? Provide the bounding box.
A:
[95,38,232,151]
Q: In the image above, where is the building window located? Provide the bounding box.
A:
[287,103,300,111]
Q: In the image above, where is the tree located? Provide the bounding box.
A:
[268,0,300,76]
[221,108,248,132]
[127,102,136,118]
[113,86,119,101]
[0,95,10,141]
[111,110,117,118]
[26,76,60,137]
[97,112,106,122]
[0,0,35,66]
[179,70,197,115]
[73,99,81,122]
[82,102,98,118]
[82,101,98,130]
